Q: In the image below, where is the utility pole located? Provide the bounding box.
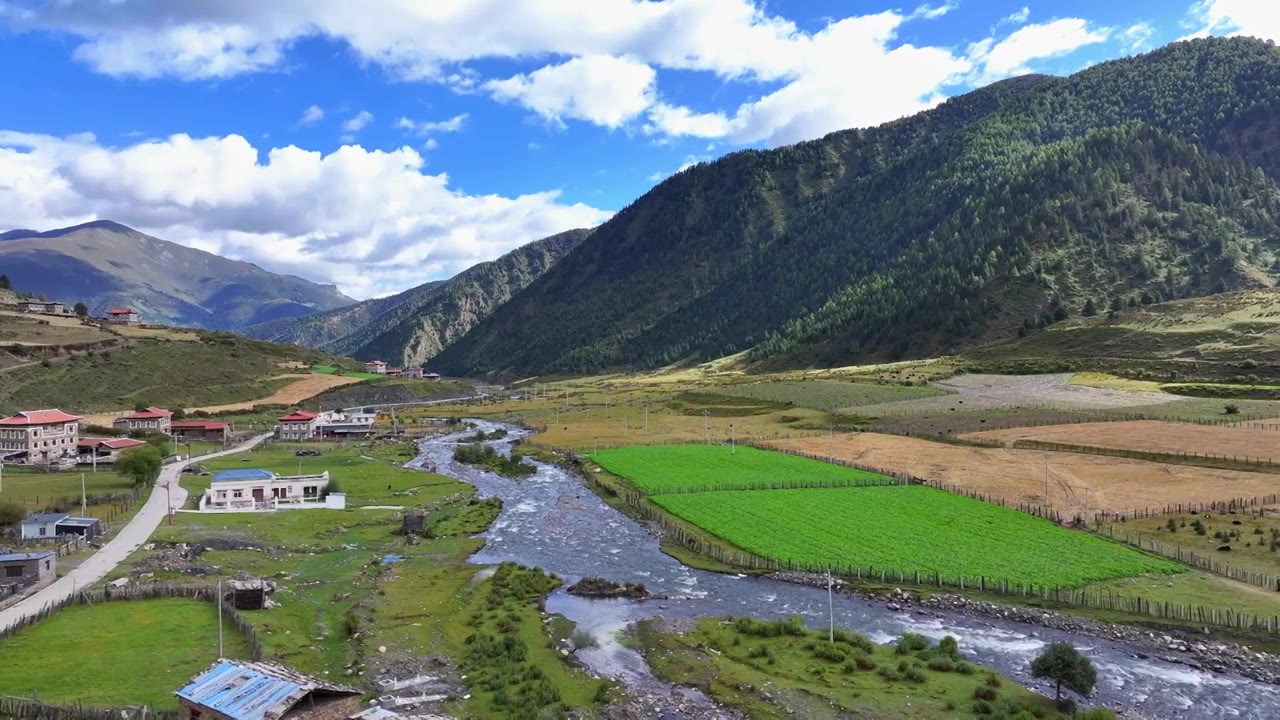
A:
[1,461,5,493]
[644,406,649,433]
[81,473,87,516]
[1043,453,1050,506]
[703,410,710,445]
[163,480,173,525]
[605,400,609,419]
[730,423,736,455]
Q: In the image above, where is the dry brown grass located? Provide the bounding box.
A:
[769,433,1280,518]
[0,311,115,346]
[189,374,365,413]
[964,420,1280,460]
[112,325,200,341]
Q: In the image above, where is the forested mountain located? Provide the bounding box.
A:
[433,38,1280,377]
[0,221,353,329]
[245,228,590,365]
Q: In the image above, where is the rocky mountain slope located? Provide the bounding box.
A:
[0,221,353,329]
[244,228,590,366]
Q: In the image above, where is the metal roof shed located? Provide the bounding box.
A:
[176,660,361,720]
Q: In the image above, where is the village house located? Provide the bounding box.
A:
[200,468,343,511]
[17,300,65,315]
[78,437,147,465]
[0,409,81,466]
[315,410,377,439]
[113,406,173,434]
[422,371,441,380]
[362,360,388,374]
[176,659,362,720]
[277,410,321,441]
[19,512,102,540]
[0,550,56,599]
[171,420,230,443]
[104,307,140,325]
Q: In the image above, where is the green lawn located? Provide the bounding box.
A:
[0,599,252,708]
[0,466,135,516]
[200,441,455,507]
[312,364,383,379]
[589,444,897,494]
[707,379,948,412]
[654,486,1182,587]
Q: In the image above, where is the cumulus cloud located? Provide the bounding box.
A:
[342,110,374,133]
[485,55,657,129]
[299,105,324,125]
[1002,7,1031,26]
[0,131,609,299]
[1188,0,1280,41]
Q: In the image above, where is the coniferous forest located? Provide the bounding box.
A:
[434,38,1280,377]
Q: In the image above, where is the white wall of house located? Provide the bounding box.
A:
[202,472,332,511]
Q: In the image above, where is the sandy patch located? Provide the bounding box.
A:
[964,420,1280,460]
[857,373,1183,415]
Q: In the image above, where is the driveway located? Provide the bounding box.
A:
[0,433,271,633]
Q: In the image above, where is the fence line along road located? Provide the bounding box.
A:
[0,433,272,634]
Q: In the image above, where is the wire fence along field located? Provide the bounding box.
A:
[1011,438,1280,473]
[1098,526,1280,592]
[0,583,262,720]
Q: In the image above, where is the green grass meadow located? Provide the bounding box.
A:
[0,599,251,708]
[589,444,894,494]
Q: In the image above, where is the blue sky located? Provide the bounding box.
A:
[0,0,1272,299]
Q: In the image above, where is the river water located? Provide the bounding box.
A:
[411,421,1280,719]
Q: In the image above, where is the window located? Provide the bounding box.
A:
[190,710,202,720]
[44,560,50,571]
[232,490,243,498]
[5,566,21,578]
[217,491,226,500]
[39,527,46,536]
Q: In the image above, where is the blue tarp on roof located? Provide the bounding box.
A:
[177,660,358,720]
[212,469,276,483]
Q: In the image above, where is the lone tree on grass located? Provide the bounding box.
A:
[116,445,164,486]
[73,301,89,318]
[1031,642,1096,705]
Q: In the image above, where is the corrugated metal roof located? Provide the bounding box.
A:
[56,517,100,527]
[23,512,69,524]
[177,660,359,720]
[213,469,276,483]
[0,551,55,563]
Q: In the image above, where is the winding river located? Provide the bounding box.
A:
[412,421,1280,719]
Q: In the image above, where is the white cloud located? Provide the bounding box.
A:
[342,110,374,133]
[912,3,958,21]
[485,55,657,129]
[1002,7,1031,26]
[396,113,468,136]
[0,131,609,299]
[1188,0,1280,42]
[972,18,1110,82]
[648,155,710,182]
[644,103,732,139]
[1121,22,1156,52]
[299,105,324,125]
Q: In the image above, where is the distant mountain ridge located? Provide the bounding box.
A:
[0,221,354,330]
[431,38,1280,377]
[244,228,591,365]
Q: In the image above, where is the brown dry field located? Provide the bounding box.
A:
[189,374,364,413]
[963,420,1280,460]
[769,433,1280,518]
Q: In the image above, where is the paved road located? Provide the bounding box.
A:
[0,433,271,633]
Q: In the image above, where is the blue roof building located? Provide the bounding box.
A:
[176,660,360,720]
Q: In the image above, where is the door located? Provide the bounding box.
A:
[252,488,265,502]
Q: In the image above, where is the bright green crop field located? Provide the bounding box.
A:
[589,444,896,494]
[654,486,1182,587]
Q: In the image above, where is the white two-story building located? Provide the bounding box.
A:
[200,468,343,511]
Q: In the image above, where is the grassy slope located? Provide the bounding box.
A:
[0,599,252,707]
[0,333,335,415]
[705,379,948,412]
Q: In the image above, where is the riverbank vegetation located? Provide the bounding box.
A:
[453,442,536,478]
[632,616,1084,719]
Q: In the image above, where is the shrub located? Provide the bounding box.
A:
[927,656,955,672]
[895,632,930,655]
[1224,403,1240,415]
[854,653,878,671]
[1078,708,1117,720]
[812,642,847,663]
[984,673,1002,688]
[938,635,959,657]
[972,700,994,715]
[974,685,999,701]
[832,628,876,654]
[954,661,976,675]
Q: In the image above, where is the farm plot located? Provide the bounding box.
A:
[965,420,1280,460]
[770,433,1280,518]
[653,486,1180,586]
[589,444,896,494]
[856,373,1183,416]
[705,379,947,412]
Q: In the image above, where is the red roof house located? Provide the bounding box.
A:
[104,307,140,325]
[0,409,82,426]
[171,421,230,442]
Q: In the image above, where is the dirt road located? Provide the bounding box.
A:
[965,420,1280,459]
[769,433,1279,518]
[0,433,270,633]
